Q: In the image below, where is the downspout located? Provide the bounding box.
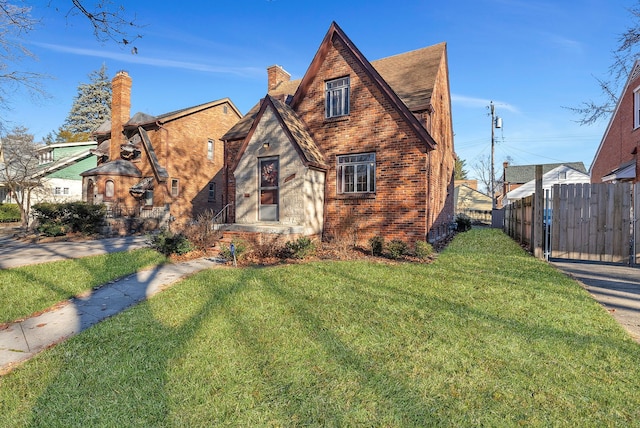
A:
[155,120,171,208]
[426,149,432,242]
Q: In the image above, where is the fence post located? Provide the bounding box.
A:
[533,165,544,259]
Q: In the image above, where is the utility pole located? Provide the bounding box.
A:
[489,101,501,210]
[490,101,496,210]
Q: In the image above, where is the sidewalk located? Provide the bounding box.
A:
[550,259,640,342]
[0,256,220,374]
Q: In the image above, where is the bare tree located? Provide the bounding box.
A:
[473,154,512,196]
[0,2,141,132]
[570,3,640,125]
[0,125,41,226]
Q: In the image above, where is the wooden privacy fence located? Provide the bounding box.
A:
[503,195,534,250]
[550,182,636,263]
[504,181,638,265]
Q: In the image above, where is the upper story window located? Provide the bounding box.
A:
[635,87,640,129]
[337,153,375,194]
[39,150,53,165]
[171,179,179,197]
[325,76,350,118]
[207,139,214,160]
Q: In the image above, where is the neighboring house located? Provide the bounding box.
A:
[221,22,456,246]
[590,59,640,184]
[81,71,242,227]
[503,164,590,205]
[454,180,492,223]
[499,161,587,207]
[0,141,96,205]
[33,142,97,203]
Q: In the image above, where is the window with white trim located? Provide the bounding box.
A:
[635,87,640,129]
[325,77,350,118]
[337,153,375,194]
[171,179,179,196]
[207,139,214,160]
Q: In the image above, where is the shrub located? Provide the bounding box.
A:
[387,239,408,259]
[283,237,316,259]
[0,203,21,223]
[455,214,473,232]
[32,202,106,236]
[220,239,249,262]
[148,229,194,256]
[369,235,384,256]
[414,240,434,260]
[182,209,221,250]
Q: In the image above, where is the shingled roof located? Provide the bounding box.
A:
[504,162,587,184]
[222,25,445,143]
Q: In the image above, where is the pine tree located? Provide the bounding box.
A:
[59,64,111,142]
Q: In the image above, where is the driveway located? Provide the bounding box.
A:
[551,259,640,342]
[0,233,149,269]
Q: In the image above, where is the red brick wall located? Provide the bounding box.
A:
[143,102,241,226]
[591,74,640,183]
[292,35,455,246]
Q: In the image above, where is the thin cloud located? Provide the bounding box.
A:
[32,42,263,77]
[451,94,519,113]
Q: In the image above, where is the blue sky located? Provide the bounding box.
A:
[3,0,637,180]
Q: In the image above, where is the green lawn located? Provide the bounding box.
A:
[2,228,639,426]
[0,249,168,323]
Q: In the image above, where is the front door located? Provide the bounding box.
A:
[259,157,279,221]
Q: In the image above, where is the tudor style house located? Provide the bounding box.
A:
[221,22,456,246]
[590,59,640,184]
[81,71,242,228]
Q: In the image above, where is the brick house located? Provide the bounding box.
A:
[590,59,640,183]
[221,22,456,246]
[81,71,242,229]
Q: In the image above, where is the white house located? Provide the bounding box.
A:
[503,164,590,205]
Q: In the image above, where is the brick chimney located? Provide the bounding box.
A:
[110,71,132,161]
[267,65,290,92]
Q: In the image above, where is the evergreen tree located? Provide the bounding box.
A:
[454,158,468,180]
[59,64,111,142]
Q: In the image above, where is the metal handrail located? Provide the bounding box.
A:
[212,202,233,225]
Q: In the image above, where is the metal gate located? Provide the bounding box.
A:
[546,182,638,264]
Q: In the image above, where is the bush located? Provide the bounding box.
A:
[0,203,21,223]
[220,239,248,262]
[414,240,434,260]
[148,229,194,256]
[369,235,384,256]
[32,202,106,236]
[387,239,408,259]
[283,237,316,259]
[455,214,473,232]
[182,209,221,250]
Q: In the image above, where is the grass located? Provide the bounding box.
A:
[0,248,168,323]
[2,228,640,426]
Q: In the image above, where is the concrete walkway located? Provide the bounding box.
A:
[550,259,640,342]
[0,234,149,269]
[0,257,220,374]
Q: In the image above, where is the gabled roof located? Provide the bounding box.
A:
[590,59,640,176]
[504,162,587,184]
[231,95,327,172]
[505,164,591,202]
[95,98,242,136]
[33,149,95,179]
[291,21,436,150]
[222,21,443,148]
